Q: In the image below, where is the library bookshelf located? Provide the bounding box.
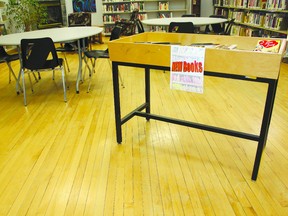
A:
[102,0,187,35]
[213,0,288,37]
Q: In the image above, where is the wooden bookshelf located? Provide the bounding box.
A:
[102,0,188,35]
[213,0,288,37]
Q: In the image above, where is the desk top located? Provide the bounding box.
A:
[142,17,227,26]
[0,26,103,46]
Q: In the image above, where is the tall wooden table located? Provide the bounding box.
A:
[108,32,286,181]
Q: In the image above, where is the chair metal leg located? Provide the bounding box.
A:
[7,62,23,92]
[63,52,70,73]
[32,72,39,82]
[84,56,95,93]
[22,69,27,106]
[61,67,67,102]
[28,73,34,93]
[9,67,11,83]
[108,60,124,88]
[63,61,69,90]
[84,56,125,92]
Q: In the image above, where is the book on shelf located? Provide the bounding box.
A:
[254,39,281,53]
[264,13,288,30]
[260,0,267,9]
[266,0,287,9]
[159,2,169,10]
[159,12,172,18]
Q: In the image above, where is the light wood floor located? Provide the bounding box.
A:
[0,40,288,216]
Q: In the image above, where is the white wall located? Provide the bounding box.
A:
[200,0,213,17]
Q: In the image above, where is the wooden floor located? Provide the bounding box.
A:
[0,40,288,216]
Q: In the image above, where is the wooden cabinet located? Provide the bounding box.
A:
[102,0,188,35]
[213,0,288,37]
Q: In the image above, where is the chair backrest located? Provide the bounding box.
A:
[208,15,226,33]
[0,46,8,59]
[223,18,235,35]
[168,22,194,33]
[21,37,60,70]
[110,26,122,41]
[182,14,196,17]
[129,9,140,21]
[68,12,91,27]
[136,19,145,33]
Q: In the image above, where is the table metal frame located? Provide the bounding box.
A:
[111,61,278,181]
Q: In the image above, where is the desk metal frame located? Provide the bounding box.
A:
[111,61,278,181]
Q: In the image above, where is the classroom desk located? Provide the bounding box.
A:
[142,17,227,26]
[108,32,286,181]
[0,26,103,93]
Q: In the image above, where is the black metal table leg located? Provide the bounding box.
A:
[252,79,278,180]
[111,62,279,181]
[112,62,122,144]
[76,39,82,94]
[145,67,151,121]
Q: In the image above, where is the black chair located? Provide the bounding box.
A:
[20,37,67,105]
[222,18,235,35]
[83,26,123,92]
[204,15,226,34]
[0,46,20,85]
[136,19,145,33]
[0,23,21,86]
[168,22,195,33]
[115,9,143,35]
[204,18,235,35]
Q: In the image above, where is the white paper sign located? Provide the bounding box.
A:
[170,45,205,93]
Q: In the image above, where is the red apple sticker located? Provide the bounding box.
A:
[258,40,278,48]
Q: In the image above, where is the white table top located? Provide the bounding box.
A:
[0,26,103,46]
[142,17,227,26]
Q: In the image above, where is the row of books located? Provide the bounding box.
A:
[263,0,287,9]
[214,0,287,9]
[248,0,267,8]
[104,25,116,34]
[262,13,287,30]
[231,25,263,36]
[148,26,167,32]
[231,25,287,37]
[103,13,147,23]
[214,8,229,17]
[103,11,174,23]
[228,11,287,30]
[103,3,145,13]
[159,12,173,18]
